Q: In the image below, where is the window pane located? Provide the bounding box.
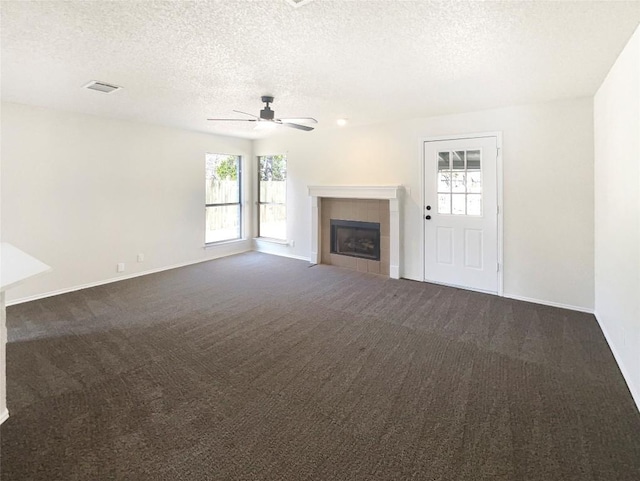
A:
[452,172,466,193]
[258,155,287,239]
[467,194,482,216]
[259,180,286,204]
[259,155,287,202]
[453,151,465,170]
[259,204,286,239]
[438,194,451,214]
[438,172,451,192]
[438,152,450,171]
[467,171,482,193]
[206,154,239,204]
[206,205,240,243]
[467,150,481,171]
[452,194,466,215]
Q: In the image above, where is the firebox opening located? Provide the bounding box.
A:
[330,219,381,261]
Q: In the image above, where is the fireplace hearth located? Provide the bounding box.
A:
[330,219,381,261]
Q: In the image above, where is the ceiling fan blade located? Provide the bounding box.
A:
[281,122,314,131]
[278,117,318,124]
[233,110,260,119]
[207,118,257,122]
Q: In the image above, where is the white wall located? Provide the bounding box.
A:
[1,102,254,302]
[594,26,640,408]
[254,98,595,311]
[1,97,596,312]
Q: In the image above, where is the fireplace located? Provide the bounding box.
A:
[330,219,381,261]
[308,185,403,278]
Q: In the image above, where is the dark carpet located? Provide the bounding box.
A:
[1,252,639,480]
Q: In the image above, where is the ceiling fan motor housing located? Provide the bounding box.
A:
[260,106,275,120]
[260,96,275,120]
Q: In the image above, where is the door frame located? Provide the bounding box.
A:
[420,132,504,296]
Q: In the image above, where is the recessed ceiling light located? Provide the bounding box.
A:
[82,80,122,94]
[336,118,348,127]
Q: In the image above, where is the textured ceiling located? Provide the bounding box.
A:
[2,1,639,139]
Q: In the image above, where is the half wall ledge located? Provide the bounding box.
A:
[308,185,403,279]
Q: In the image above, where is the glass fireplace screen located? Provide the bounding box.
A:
[330,219,381,261]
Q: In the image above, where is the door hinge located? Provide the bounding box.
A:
[497,263,500,272]
[497,205,500,215]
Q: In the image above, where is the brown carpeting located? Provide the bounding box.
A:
[1,252,639,480]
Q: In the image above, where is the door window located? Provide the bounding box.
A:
[437,149,482,216]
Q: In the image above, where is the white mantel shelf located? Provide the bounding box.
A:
[308,185,403,200]
[308,185,403,279]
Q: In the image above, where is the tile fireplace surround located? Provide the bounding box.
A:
[308,186,403,279]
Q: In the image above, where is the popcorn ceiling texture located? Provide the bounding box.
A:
[1,0,639,138]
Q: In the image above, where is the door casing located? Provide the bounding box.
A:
[420,132,504,296]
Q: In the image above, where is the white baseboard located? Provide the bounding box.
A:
[0,408,9,425]
[257,250,311,262]
[288,254,311,262]
[251,239,310,262]
[6,247,251,307]
[504,294,594,314]
[594,311,640,413]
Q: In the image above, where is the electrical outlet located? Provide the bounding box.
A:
[137,253,144,262]
[117,263,125,273]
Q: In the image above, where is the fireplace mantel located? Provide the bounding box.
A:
[308,185,403,279]
[308,185,402,200]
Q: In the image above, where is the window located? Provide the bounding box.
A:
[437,149,482,216]
[205,153,242,243]
[258,154,287,240]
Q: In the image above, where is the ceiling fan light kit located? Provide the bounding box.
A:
[208,96,317,132]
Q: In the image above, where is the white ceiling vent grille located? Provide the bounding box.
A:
[285,0,315,8]
[83,80,122,94]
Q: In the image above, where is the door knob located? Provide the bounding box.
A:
[425,215,431,220]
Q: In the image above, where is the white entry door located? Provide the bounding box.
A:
[424,137,499,293]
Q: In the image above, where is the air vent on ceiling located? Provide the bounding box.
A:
[285,0,315,7]
[83,80,122,94]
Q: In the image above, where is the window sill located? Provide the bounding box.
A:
[253,237,289,246]
[204,238,247,249]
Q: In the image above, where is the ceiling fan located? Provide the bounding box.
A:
[208,96,317,131]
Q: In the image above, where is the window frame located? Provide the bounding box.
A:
[205,153,243,245]
[257,154,287,241]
